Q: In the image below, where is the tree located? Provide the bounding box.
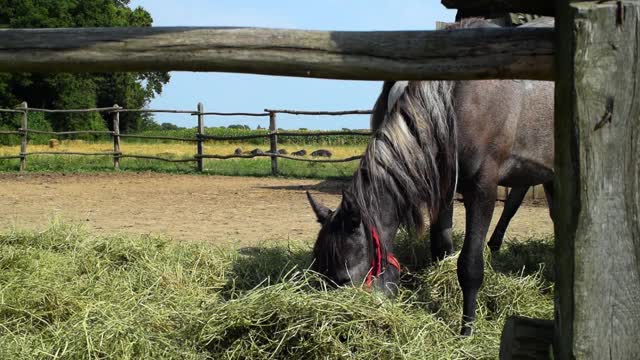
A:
[0,0,170,132]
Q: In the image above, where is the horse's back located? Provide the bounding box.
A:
[455,80,554,187]
[505,81,554,185]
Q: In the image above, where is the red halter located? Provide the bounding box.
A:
[364,227,401,287]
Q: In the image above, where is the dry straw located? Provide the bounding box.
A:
[0,221,553,359]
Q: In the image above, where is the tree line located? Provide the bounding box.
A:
[0,0,170,134]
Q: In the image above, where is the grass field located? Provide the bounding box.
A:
[0,221,554,359]
[0,140,365,179]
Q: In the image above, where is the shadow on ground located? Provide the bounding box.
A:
[257,179,348,195]
[222,229,555,297]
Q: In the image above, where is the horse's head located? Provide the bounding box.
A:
[306,190,400,295]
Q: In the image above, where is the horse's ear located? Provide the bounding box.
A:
[341,188,362,228]
[306,191,332,223]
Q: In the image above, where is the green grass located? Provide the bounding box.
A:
[0,222,554,359]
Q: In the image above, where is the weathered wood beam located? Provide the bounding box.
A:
[0,26,554,80]
[441,0,555,16]
[499,316,554,360]
[554,0,640,358]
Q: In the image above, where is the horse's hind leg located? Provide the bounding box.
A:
[430,203,454,262]
[543,181,554,220]
[458,171,498,336]
[487,186,529,253]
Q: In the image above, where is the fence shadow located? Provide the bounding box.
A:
[257,179,348,195]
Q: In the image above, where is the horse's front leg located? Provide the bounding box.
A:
[458,172,498,336]
[430,202,454,262]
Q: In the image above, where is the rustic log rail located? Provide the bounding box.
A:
[196,153,363,163]
[0,27,555,80]
[265,109,373,116]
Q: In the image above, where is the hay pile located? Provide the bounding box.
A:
[0,221,553,359]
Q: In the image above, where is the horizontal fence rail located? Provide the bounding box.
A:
[196,153,363,163]
[265,109,373,115]
[0,27,555,80]
[0,102,545,201]
[0,103,375,173]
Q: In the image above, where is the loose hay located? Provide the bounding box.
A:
[0,221,553,359]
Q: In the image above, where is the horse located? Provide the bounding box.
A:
[311,149,332,158]
[306,18,554,336]
[487,185,553,252]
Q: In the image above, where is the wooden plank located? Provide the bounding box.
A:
[198,153,362,163]
[441,0,555,16]
[19,102,27,171]
[112,105,120,169]
[197,103,204,172]
[118,134,197,142]
[264,109,372,115]
[269,112,278,176]
[0,27,554,80]
[554,1,640,358]
[499,316,554,360]
[25,130,114,136]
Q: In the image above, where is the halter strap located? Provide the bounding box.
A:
[365,226,401,287]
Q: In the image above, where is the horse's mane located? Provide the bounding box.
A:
[353,18,500,235]
[354,80,458,234]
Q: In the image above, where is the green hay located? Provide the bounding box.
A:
[0,221,553,359]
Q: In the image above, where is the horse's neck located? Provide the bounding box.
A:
[358,184,401,247]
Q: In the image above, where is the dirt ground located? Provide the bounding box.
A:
[0,173,553,247]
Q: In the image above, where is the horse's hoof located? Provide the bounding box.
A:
[460,325,473,337]
[487,241,502,253]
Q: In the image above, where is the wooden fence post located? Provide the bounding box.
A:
[554,1,640,358]
[18,101,27,171]
[197,102,204,172]
[269,111,278,176]
[112,104,120,169]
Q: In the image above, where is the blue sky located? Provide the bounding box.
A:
[129,1,456,130]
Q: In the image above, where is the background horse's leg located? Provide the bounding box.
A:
[430,203,454,261]
[458,170,498,336]
[487,186,529,253]
[543,181,554,220]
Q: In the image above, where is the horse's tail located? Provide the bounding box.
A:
[355,81,458,232]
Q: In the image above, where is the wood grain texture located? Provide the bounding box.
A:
[0,27,554,80]
[269,112,278,176]
[196,103,204,172]
[19,102,27,171]
[442,0,555,16]
[112,105,121,169]
[264,109,372,115]
[197,153,362,163]
[499,316,554,360]
[555,1,640,359]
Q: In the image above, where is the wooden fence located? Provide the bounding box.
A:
[0,103,372,175]
[1,1,638,357]
[0,103,547,203]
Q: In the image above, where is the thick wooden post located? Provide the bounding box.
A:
[269,111,278,176]
[112,105,121,169]
[555,1,640,358]
[197,102,204,172]
[18,101,27,171]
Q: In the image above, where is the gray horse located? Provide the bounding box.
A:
[307,18,554,336]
